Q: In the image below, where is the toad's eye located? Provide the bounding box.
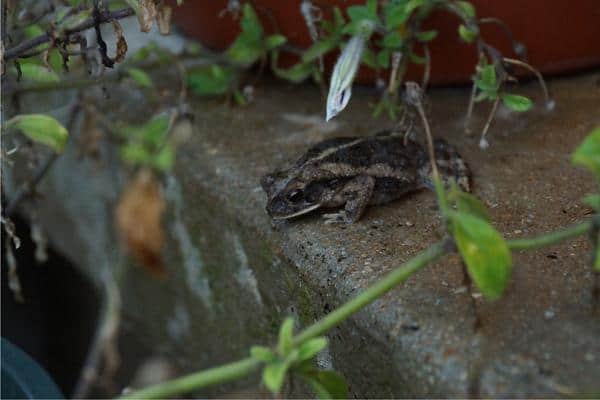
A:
[287,189,303,203]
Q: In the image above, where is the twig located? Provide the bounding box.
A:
[502,57,553,109]
[420,44,431,90]
[3,7,135,61]
[478,95,500,149]
[4,95,82,217]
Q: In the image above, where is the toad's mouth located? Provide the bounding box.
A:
[271,203,322,220]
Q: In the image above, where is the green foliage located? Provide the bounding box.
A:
[458,24,478,42]
[17,63,60,82]
[187,65,237,96]
[302,370,348,399]
[475,63,498,98]
[501,93,533,112]
[455,1,476,18]
[126,67,153,88]
[448,184,490,221]
[250,317,343,397]
[118,114,175,171]
[572,127,600,179]
[583,194,600,211]
[226,3,287,67]
[4,114,68,152]
[451,212,512,300]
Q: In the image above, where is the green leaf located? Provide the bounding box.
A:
[361,47,378,69]
[377,49,391,69]
[187,65,236,96]
[583,194,600,211]
[297,337,328,362]
[572,127,600,178]
[382,31,403,48]
[302,37,339,63]
[451,212,512,300]
[120,143,153,165]
[405,0,427,15]
[277,317,295,355]
[458,24,478,43]
[305,371,348,400]
[18,63,60,82]
[265,34,287,50]
[416,30,438,42]
[262,361,288,394]
[501,94,533,112]
[455,1,476,18]
[272,59,314,83]
[152,145,175,171]
[225,3,265,66]
[385,3,409,28]
[475,64,498,93]
[126,67,153,88]
[5,114,68,152]
[409,51,426,65]
[250,346,277,363]
[448,185,490,221]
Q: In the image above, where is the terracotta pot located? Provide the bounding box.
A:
[169,0,600,85]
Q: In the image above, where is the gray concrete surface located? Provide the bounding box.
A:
[9,70,600,397]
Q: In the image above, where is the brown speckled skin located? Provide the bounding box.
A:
[261,131,470,223]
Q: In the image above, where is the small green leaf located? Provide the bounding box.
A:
[265,34,287,50]
[305,371,348,400]
[262,361,288,394]
[225,3,265,66]
[277,317,295,355]
[405,0,426,15]
[476,64,498,93]
[502,94,533,112]
[451,212,512,300]
[377,49,391,68]
[416,30,438,42]
[302,37,339,63]
[572,127,600,178]
[120,143,153,165]
[272,58,314,83]
[583,194,600,211]
[455,1,476,18]
[361,48,378,69]
[385,3,409,28]
[448,184,490,221]
[297,337,328,362]
[187,65,236,96]
[126,67,153,88]
[250,346,277,363]
[382,31,403,48]
[409,51,426,65]
[458,24,478,43]
[5,114,68,152]
[18,63,60,82]
[152,145,175,171]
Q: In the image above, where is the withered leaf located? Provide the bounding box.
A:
[137,0,158,33]
[112,20,128,63]
[116,169,166,277]
[156,5,172,35]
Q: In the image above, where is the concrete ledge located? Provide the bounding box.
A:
[25,72,600,396]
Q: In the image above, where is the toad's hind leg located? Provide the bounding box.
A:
[323,175,375,224]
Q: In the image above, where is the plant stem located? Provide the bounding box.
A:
[507,220,592,250]
[479,95,500,148]
[3,7,135,61]
[502,57,551,106]
[116,219,593,399]
[120,357,261,399]
[293,240,448,344]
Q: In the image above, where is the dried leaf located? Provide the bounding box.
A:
[5,241,24,302]
[115,169,166,277]
[30,218,48,264]
[137,0,158,33]
[112,20,128,63]
[1,216,21,249]
[156,5,172,35]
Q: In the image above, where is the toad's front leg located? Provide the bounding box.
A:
[323,175,375,224]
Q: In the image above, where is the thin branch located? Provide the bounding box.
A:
[3,7,135,61]
[478,95,500,149]
[502,57,553,109]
